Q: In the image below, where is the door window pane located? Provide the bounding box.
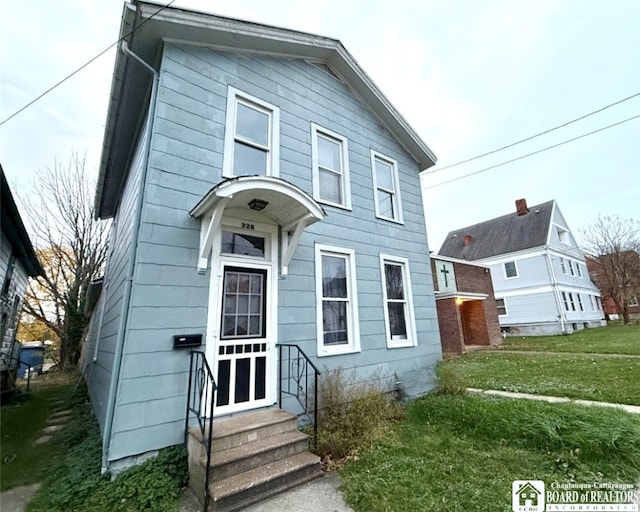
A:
[221,269,265,339]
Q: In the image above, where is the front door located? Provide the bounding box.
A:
[208,218,278,415]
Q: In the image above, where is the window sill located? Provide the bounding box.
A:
[315,198,352,212]
[386,340,415,349]
[317,345,361,357]
[375,215,404,225]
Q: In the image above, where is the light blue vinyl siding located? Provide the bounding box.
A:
[101,43,441,463]
[84,118,149,432]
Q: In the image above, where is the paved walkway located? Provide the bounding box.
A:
[179,472,353,512]
[467,388,640,414]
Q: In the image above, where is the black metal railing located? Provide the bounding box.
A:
[185,351,216,512]
[277,343,321,451]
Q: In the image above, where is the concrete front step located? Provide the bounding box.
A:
[209,430,310,480]
[190,409,298,452]
[209,451,322,512]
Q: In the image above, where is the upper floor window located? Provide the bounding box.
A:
[560,258,567,274]
[311,124,351,209]
[629,296,639,307]
[562,292,569,311]
[315,245,360,356]
[380,255,416,348]
[576,294,584,311]
[370,151,403,223]
[557,227,569,244]
[1,255,16,297]
[568,260,575,276]
[496,298,507,316]
[223,87,280,178]
[504,261,518,279]
[576,263,583,278]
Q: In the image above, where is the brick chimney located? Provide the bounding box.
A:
[515,198,529,216]
[463,234,472,246]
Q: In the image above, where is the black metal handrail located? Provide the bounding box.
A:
[185,351,216,512]
[277,343,321,451]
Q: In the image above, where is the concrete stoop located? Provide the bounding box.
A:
[188,409,322,512]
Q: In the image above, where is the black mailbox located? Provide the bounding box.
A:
[173,334,202,349]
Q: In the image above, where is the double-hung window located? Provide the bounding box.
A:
[311,124,351,209]
[562,292,570,311]
[504,261,518,278]
[371,151,403,223]
[560,258,567,274]
[315,245,360,356]
[380,255,416,348]
[576,263,583,278]
[223,87,279,178]
[576,294,584,311]
[496,298,508,316]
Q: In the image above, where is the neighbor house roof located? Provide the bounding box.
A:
[95,0,438,219]
[437,200,555,261]
[0,166,44,277]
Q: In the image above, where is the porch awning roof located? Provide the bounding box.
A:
[190,176,326,274]
[434,292,489,302]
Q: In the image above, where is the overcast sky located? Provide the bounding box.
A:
[1,0,638,251]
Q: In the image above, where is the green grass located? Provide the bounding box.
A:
[500,322,640,354]
[341,394,640,512]
[1,375,74,490]
[439,352,640,405]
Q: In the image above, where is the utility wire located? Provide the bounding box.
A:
[0,0,177,127]
[424,113,640,190]
[425,92,640,174]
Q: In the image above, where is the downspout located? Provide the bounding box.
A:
[101,40,159,474]
[545,247,565,334]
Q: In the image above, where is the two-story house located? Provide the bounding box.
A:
[438,198,605,336]
[81,2,442,507]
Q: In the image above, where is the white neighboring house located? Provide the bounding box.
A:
[437,199,606,336]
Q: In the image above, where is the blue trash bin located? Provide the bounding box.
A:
[17,342,45,378]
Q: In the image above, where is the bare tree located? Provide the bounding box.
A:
[581,214,640,324]
[19,153,108,369]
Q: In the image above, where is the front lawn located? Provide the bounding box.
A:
[500,322,640,355]
[341,394,640,512]
[439,352,640,405]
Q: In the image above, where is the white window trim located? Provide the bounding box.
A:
[496,297,508,317]
[310,123,352,210]
[568,292,576,311]
[315,244,360,357]
[562,291,570,311]
[370,150,403,224]
[576,293,584,311]
[379,254,417,348]
[503,260,519,279]
[628,296,639,307]
[222,86,280,178]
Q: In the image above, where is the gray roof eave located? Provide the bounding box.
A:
[95,1,437,219]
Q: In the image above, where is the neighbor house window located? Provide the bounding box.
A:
[496,298,507,316]
[311,124,351,209]
[562,292,570,311]
[629,296,639,307]
[380,255,416,348]
[315,245,360,356]
[560,258,567,274]
[557,227,569,244]
[370,151,403,223]
[223,87,280,178]
[576,263,583,278]
[590,295,597,311]
[569,260,575,276]
[568,292,576,311]
[504,261,518,278]
[576,294,584,311]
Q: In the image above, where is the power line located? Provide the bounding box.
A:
[425,92,640,175]
[424,113,640,190]
[0,0,177,127]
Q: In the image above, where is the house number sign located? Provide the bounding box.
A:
[241,222,255,230]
